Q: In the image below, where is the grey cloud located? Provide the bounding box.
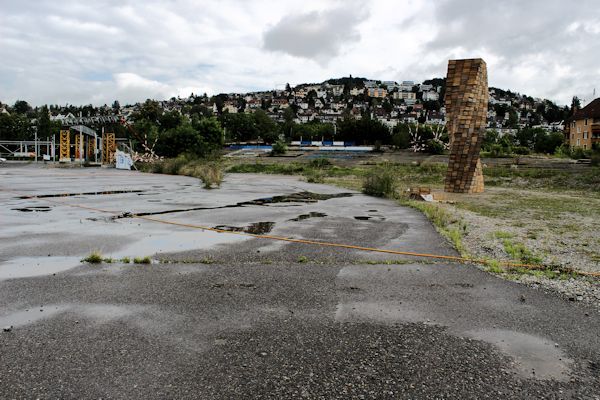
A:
[262,6,368,63]
[419,0,600,103]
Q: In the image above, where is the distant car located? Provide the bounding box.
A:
[0,157,6,163]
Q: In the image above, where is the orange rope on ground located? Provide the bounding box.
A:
[4,188,600,278]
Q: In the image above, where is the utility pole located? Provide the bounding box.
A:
[34,127,38,163]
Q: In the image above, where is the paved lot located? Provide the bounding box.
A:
[0,164,599,398]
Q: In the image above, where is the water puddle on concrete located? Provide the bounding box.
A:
[354,216,386,221]
[465,329,573,381]
[0,305,67,328]
[12,206,52,212]
[0,257,82,281]
[213,222,275,235]
[289,212,327,221]
[17,190,145,199]
[335,301,427,324]
[113,229,248,257]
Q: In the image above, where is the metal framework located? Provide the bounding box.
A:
[102,132,116,163]
[74,134,81,159]
[59,130,70,161]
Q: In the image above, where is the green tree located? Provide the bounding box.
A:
[253,109,280,143]
[13,100,32,115]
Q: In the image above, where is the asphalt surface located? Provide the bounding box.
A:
[0,164,599,399]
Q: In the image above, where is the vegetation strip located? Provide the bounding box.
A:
[4,187,599,278]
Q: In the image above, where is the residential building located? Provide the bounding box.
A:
[350,87,365,96]
[422,91,439,102]
[400,80,415,91]
[566,98,600,149]
[367,87,388,98]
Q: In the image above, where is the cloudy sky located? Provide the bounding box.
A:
[1,0,598,106]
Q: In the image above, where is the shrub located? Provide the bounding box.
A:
[425,139,445,155]
[196,162,224,189]
[304,169,325,183]
[82,250,103,264]
[362,163,398,198]
[271,139,287,156]
[134,256,152,264]
[308,158,332,168]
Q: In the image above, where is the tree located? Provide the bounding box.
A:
[253,109,280,143]
[391,123,411,149]
[36,105,60,139]
[0,113,33,140]
[13,100,31,115]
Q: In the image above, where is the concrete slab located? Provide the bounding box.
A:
[0,165,599,398]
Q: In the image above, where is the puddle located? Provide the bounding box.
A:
[113,229,248,257]
[0,304,147,329]
[335,301,427,324]
[112,191,354,219]
[465,329,572,381]
[0,257,82,281]
[12,206,51,212]
[354,216,386,221]
[213,222,275,235]
[289,212,327,221]
[0,305,67,328]
[17,190,145,199]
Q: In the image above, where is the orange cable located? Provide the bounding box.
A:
[3,188,600,278]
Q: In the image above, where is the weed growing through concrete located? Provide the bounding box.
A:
[297,256,309,263]
[362,163,398,198]
[121,257,131,264]
[82,251,103,264]
[134,256,152,264]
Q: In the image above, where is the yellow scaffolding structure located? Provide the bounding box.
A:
[59,130,70,161]
[102,132,116,164]
[74,134,81,159]
[87,137,95,160]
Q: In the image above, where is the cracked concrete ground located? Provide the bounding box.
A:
[0,164,599,399]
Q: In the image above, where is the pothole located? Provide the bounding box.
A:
[289,212,327,221]
[213,222,275,235]
[12,206,52,212]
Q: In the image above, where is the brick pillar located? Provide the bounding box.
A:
[444,58,488,194]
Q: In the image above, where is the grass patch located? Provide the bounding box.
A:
[121,257,131,264]
[82,250,103,264]
[133,256,152,264]
[502,239,542,264]
[494,231,514,239]
[401,200,468,257]
[297,255,309,263]
[139,155,224,189]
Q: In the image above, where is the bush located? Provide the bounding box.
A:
[82,250,103,264]
[308,158,332,168]
[362,163,398,198]
[133,256,152,264]
[304,169,325,183]
[512,146,531,155]
[197,162,224,189]
[425,139,445,155]
[271,139,287,156]
[180,160,224,189]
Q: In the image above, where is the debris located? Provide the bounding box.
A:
[3,326,13,332]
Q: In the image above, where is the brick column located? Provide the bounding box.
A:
[444,58,488,193]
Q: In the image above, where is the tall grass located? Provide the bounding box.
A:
[362,163,398,198]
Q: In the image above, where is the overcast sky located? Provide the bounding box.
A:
[1,0,598,107]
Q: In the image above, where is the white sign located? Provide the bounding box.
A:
[115,150,133,170]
